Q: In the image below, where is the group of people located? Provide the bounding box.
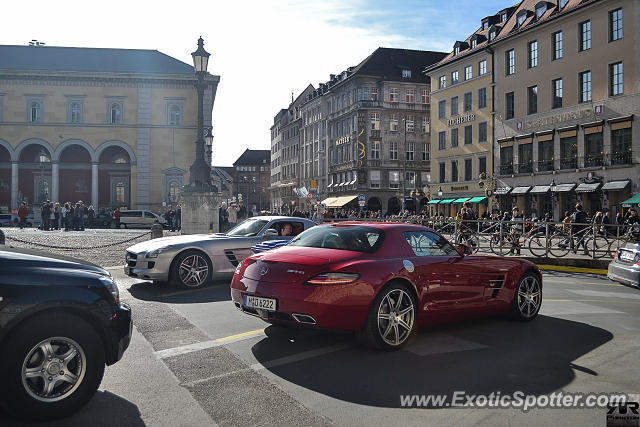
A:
[161,205,182,232]
[23,200,96,231]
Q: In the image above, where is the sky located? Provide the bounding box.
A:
[3,0,509,166]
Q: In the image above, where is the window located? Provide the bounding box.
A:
[109,102,122,124]
[389,171,399,189]
[402,69,412,78]
[370,170,381,189]
[67,99,83,123]
[357,88,363,101]
[371,141,380,159]
[528,40,538,68]
[528,85,538,115]
[501,12,507,22]
[552,31,563,60]
[489,29,497,41]
[609,8,623,41]
[406,115,415,133]
[535,4,546,19]
[517,12,527,27]
[506,49,515,75]
[406,142,415,161]
[454,46,460,56]
[421,116,429,133]
[168,104,182,125]
[363,88,369,100]
[609,62,623,96]
[405,88,415,103]
[451,70,459,84]
[451,96,459,116]
[405,171,416,189]
[479,59,487,75]
[451,160,458,182]
[464,125,472,145]
[585,131,603,167]
[422,142,429,161]
[439,163,446,183]
[479,122,487,142]
[471,39,477,49]
[611,127,632,165]
[518,142,533,173]
[560,135,577,169]
[579,71,592,102]
[438,131,446,150]
[538,138,554,171]
[482,20,489,30]
[390,141,398,160]
[505,92,515,120]
[421,89,430,104]
[371,88,378,101]
[451,128,459,148]
[500,145,514,174]
[552,78,563,108]
[438,100,446,119]
[464,65,472,80]
[559,0,568,10]
[389,87,398,102]
[29,101,41,122]
[463,92,472,112]
[439,75,446,89]
[371,112,380,130]
[478,87,487,109]
[479,157,487,176]
[464,158,473,181]
[579,20,591,51]
[390,114,399,131]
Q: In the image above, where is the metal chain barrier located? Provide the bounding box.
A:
[5,231,151,251]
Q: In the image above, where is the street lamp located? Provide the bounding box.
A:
[38,149,48,203]
[550,178,557,220]
[205,127,214,165]
[187,37,213,190]
[437,187,443,197]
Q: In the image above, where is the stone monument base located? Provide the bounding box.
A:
[180,190,221,235]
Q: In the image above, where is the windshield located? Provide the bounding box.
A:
[288,225,384,253]
[225,219,269,237]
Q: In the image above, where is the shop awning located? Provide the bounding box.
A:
[494,187,512,195]
[530,185,550,194]
[427,199,442,204]
[510,186,532,195]
[552,183,576,192]
[467,196,487,203]
[452,197,471,204]
[348,178,357,185]
[324,195,357,208]
[602,180,630,191]
[575,182,602,193]
[621,194,640,207]
[327,182,333,188]
[439,199,455,204]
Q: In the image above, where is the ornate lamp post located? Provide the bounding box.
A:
[550,178,558,220]
[39,149,48,203]
[188,37,213,190]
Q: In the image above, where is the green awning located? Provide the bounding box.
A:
[452,197,471,204]
[621,193,640,207]
[439,199,455,204]
[427,199,441,204]
[468,196,488,203]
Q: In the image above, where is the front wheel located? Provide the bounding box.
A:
[509,272,542,321]
[584,236,609,259]
[0,313,105,422]
[357,282,417,351]
[527,233,548,257]
[170,250,212,289]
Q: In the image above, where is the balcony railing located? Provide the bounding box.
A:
[608,151,633,166]
[560,156,577,170]
[516,161,533,174]
[499,164,514,175]
[537,159,554,172]
[584,154,604,168]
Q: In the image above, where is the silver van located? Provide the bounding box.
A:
[117,210,166,229]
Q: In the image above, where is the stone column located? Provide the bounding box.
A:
[91,162,99,208]
[11,161,18,210]
[180,190,221,235]
[577,128,585,169]
[51,161,59,203]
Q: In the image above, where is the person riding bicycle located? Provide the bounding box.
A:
[510,206,524,255]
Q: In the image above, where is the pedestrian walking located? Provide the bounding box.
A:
[62,202,70,231]
[175,205,181,231]
[87,205,95,228]
[17,202,28,229]
[41,201,51,231]
[571,203,589,255]
[113,207,122,229]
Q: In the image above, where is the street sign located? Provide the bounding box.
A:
[358,193,366,201]
[315,193,320,201]
[310,179,317,189]
[319,203,325,209]
[358,201,366,207]
[307,193,314,200]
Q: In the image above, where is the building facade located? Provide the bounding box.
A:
[295,48,446,214]
[232,149,270,213]
[426,6,516,217]
[492,0,638,219]
[0,44,219,212]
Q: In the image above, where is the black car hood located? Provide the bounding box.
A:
[0,246,108,276]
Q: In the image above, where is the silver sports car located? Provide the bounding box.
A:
[124,216,316,289]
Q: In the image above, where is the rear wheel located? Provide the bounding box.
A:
[584,236,609,259]
[509,272,542,321]
[490,233,513,256]
[357,282,417,351]
[170,250,212,289]
[0,313,105,422]
[547,233,571,258]
[527,233,548,257]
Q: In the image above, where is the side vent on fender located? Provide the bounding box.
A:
[489,275,505,299]
[224,250,239,267]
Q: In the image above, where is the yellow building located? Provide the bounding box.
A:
[0,44,219,212]
[425,6,516,217]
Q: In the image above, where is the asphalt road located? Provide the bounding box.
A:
[2,269,639,426]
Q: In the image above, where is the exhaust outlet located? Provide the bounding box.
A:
[292,313,317,325]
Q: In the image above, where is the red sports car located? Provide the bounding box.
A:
[230,222,542,350]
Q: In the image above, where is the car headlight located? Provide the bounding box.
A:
[99,276,119,304]
[147,246,171,258]
[305,272,360,285]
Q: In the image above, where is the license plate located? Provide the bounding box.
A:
[620,251,636,261]
[244,295,276,312]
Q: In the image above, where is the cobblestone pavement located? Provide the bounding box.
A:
[1,227,181,268]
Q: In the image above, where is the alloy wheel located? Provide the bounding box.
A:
[178,254,209,287]
[377,289,415,346]
[517,276,541,319]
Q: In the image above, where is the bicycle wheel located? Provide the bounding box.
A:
[547,233,571,258]
[584,236,610,259]
[607,238,622,259]
[490,233,512,256]
[527,233,548,257]
[457,232,479,253]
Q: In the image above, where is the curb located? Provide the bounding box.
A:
[537,264,608,275]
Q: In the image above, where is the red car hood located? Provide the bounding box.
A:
[244,246,360,283]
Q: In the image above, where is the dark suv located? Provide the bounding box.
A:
[0,247,132,421]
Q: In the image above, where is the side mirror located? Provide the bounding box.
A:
[458,243,472,256]
[263,228,279,238]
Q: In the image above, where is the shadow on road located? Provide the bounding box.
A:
[251,315,613,408]
[128,279,231,304]
[0,390,143,426]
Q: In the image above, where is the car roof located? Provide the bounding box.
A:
[246,216,314,222]
[323,221,431,231]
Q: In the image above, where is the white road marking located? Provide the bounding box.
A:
[568,289,640,300]
[405,333,487,356]
[155,329,265,359]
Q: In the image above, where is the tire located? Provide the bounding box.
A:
[0,312,105,422]
[490,233,513,256]
[357,282,417,351]
[584,236,609,259]
[509,272,542,321]
[547,233,571,258]
[527,233,548,257]
[170,250,212,289]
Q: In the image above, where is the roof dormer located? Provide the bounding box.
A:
[488,25,501,41]
[558,0,569,11]
[515,9,532,29]
[453,41,469,56]
[469,34,486,49]
[535,1,552,20]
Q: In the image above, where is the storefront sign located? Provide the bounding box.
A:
[335,136,351,146]
[451,185,469,191]
[447,114,475,127]
[526,109,592,129]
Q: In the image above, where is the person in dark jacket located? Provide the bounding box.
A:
[41,201,51,231]
[18,202,28,229]
[571,203,589,255]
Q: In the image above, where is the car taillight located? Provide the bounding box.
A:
[305,272,360,285]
